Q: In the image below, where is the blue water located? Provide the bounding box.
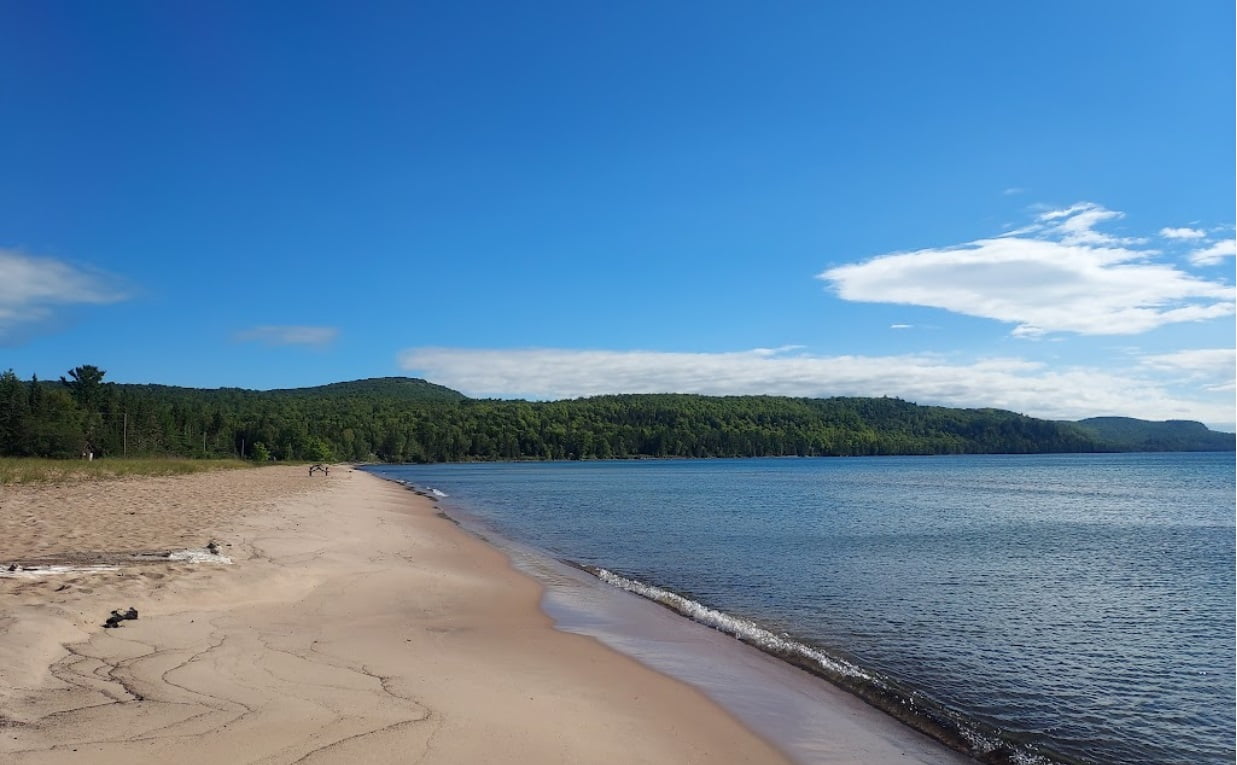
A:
[368,453,1236,765]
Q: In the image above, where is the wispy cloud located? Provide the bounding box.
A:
[398,346,1234,428]
[1160,226,1206,240]
[1139,348,1236,392]
[0,248,129,342]
[1140,347,1235,372]
[234,325,339,347]
[818,203,1234,337]
[889,323,913,330]
[1002,187,1026,196]
[1035,202,1146,246]
[1189,238,1236,267]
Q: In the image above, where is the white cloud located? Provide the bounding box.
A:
[234,325,339,347]
[1037,202,1139,245]
[1160,226,1206,240]
[1140,347,1235,373]
[1139,348,1236,392]
[818,203,1234,336]
[0,249,128,341]
[1189,238,1236,267]
[398,346,1235,429]
[889,324,913,329]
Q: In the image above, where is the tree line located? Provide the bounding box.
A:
[0,367,1132,463]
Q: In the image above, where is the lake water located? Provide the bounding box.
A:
[367,452,1235,765]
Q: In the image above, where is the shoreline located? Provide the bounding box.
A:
[409,479,979,765]
[572,565,1043,765]
[0,466,790,763]
[376,454,1236,765]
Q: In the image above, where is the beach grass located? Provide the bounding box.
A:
[0,457,256,485]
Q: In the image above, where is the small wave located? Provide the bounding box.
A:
[586,565,1067,765]
[593,567,868,680]
[372,473,448,500]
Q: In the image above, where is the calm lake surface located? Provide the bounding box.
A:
[369,452,1235,765]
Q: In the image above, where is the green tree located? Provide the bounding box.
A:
[0,370,31,455]
[303,435,333,462]
[27,373,44,412]
[26,388,85,458]
[61,365,107,411]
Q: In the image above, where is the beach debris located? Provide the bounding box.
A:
[103,607,139,629]
[2,547,233,576]
[167,547,233,564]
[1,563,121,578]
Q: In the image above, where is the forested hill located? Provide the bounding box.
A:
[264,377,467,401]
[1073,417,1236,452]
[108,376,465,402]
[0,370,1232,461]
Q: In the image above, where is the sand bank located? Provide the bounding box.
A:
[0,467,789,763]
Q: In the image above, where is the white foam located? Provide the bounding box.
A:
[430,488,448,498]
[594,568,868,680]
[594,567,1055,764]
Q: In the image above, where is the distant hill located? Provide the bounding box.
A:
[43,376,467,402]
[87,377,468,402]
[1072,417,1235,452]
[264,377,467,402]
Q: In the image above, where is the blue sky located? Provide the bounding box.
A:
[3,2,1234,429]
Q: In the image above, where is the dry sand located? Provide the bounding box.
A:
[0,466,792,763]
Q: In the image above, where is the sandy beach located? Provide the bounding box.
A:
[0,465,984,764]
[0,466,793,763]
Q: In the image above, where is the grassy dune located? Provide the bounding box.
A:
[0,457,255,485]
